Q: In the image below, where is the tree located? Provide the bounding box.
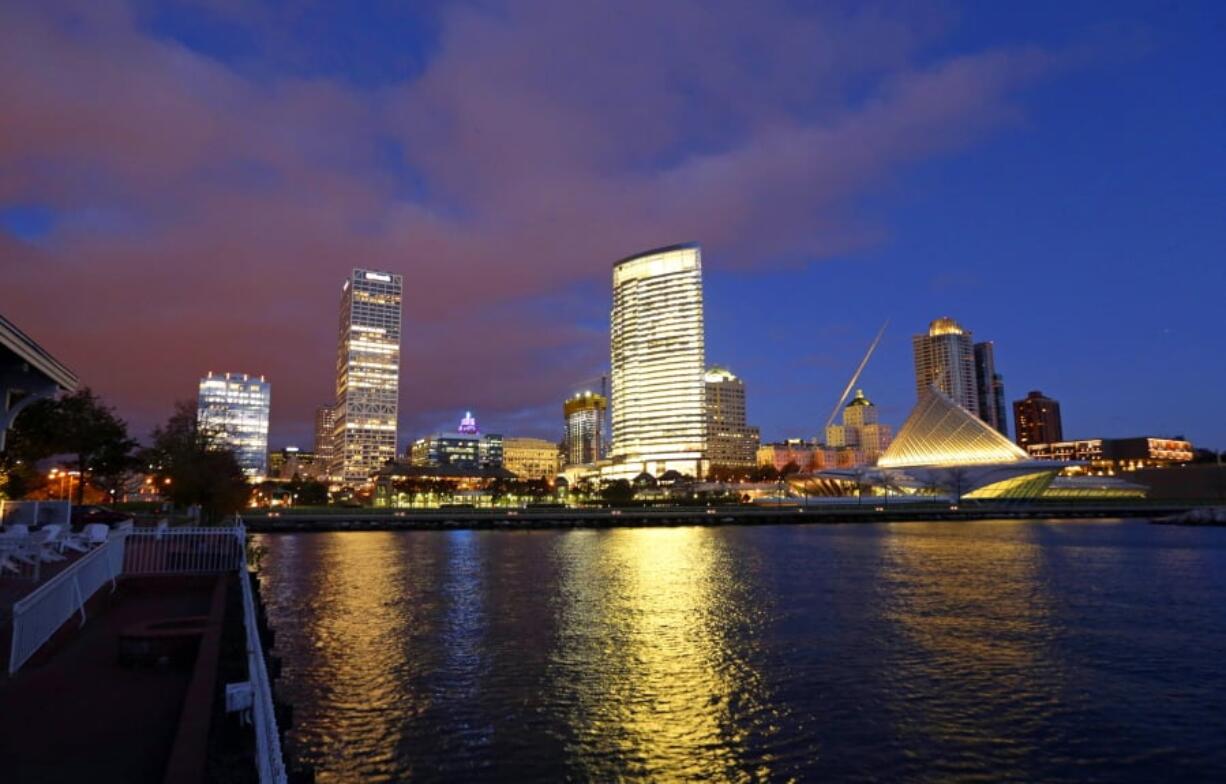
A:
[601,479,634,505]
[6,388,137,505]
[144,401,250,523]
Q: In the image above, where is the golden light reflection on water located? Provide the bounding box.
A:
[257,532,425,783]
[550,528,777,781]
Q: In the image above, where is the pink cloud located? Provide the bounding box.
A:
[0,0,1063,445]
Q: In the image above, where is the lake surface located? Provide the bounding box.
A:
[254,520,1226,782]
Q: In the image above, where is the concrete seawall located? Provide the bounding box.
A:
[245,503,1199,533]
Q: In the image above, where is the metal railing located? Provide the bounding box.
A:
[6,524,287,784]
[122,526,244,575]
[238,537,288,784]
[8,533,126,674]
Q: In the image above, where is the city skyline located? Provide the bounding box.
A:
[2,2,1223,451]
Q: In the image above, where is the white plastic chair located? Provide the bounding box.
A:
[34,525,67,562]
[0,524,30,539]
[83,523,110,546]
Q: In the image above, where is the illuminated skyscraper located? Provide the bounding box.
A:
[973,341,1008,437]
[313,404,336,479]
[912,317,979,413]
[563,390,607,466]
[610,243,707,477]
[196,372,270,480]
[331,268,402,484]
[704,366,759,470]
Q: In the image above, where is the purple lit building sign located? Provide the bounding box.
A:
[458,411,479,435]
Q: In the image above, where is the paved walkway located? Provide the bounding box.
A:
[0,581,215,783]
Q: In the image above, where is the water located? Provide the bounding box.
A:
[254,520,1226,782]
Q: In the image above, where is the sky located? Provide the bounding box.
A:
[2,0,1223,451]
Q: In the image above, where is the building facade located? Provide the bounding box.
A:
[313,404,336,479]
[609,244,707,478]
[563,391,607,466]
[269,447,317,480]
[704,367,760,470]
[973,341,1008,437]
[196,371,271,480]
[1027,437,1193,472]
[410,412,503,470]
[503,437,561,480]
[825,389,893,465]
[1013,390,1062,449]
[757,441,819,473]
[331,269,402,484]
[912,317,979,413]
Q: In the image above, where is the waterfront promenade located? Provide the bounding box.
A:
[244,500,1198,533]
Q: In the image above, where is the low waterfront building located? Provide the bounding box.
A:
[1027,437,1193,473]
[503,437,562,480]
[757,440,820,472]
[196,371,271,480]
[373,461,520,507]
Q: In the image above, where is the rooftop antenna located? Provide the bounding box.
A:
[823,320,889,434]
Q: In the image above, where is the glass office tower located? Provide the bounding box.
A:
[609,243,707,478]
[196,372,271,480]
[332,268,402,484]
[563,390,607,466]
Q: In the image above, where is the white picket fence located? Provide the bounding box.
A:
[6,524,287,784]
[8,533,125,673]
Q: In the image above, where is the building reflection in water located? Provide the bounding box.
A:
[255,531,433,782]
[548,527,784,780]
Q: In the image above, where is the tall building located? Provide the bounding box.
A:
[912,317,978,413]
[269,446,316,480]
[503,437,561,480]
[825,389,893,465]
[704,366,760,470]
[563,391,607,466]
[196,371,271,480]
[973,341,1008,437]
[331,269,402,484]
[1013,390,1063,449]
[609,244,707,478]
[313,404,336,479]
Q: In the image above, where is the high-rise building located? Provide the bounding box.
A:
[609,244,707,478]
[824,389,893,465]
[332,268,402,484]
[269,446,317,480]
[409,413,503,470]
[563,391,607,466]
[313,404,336,479]
[503,437,561,480]
[196,371,271,480]
[973,341,1008,437]
[912,317,978,413]
[1013,390,1063,449]
[704,366,760,470]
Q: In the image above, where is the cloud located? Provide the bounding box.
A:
[0,0,1061,445]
